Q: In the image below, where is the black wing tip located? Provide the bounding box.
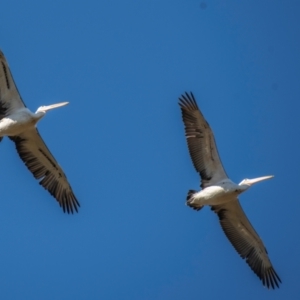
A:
[178,92,198,109]
[245,259,281,289]
[60,196,80,214]
[61,205,79,214]
[261,267,281,289]
[38,180,80,214]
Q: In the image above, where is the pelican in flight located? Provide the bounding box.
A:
[0,50,79,213]
[179,92,281,289]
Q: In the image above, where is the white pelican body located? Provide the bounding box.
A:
[190,180,238,205]
[0,108,41,136]
[0,50,79,213]
[189,176,273,207]
[179,92,280,289]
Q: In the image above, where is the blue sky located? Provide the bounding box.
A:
[0,1,299,299]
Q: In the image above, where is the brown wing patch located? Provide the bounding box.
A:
[10,130,80,213]
[211,202,281,289]
[179,92,228,188]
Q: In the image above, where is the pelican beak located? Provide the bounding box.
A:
[247,175,274,186]
[36,102,69,113]
[39,102,69,112]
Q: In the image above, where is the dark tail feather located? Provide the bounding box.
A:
[186,190,203,211]
[0,137,2,142]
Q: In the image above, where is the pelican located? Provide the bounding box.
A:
[179,92,281,289]
[0,50,79,213]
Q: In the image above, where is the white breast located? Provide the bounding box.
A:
[194,180,239,206]
[0,109,36,136]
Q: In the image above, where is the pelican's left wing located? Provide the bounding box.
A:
[0,50,26,118]
[10,128,80,213]
[211,200,281,289]
[179,92,228,188]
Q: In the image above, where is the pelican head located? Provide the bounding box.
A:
[34,102,69,122]
[238,175,274,192]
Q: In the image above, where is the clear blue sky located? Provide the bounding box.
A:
[0,1,299,299]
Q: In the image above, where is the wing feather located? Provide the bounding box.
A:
[212,200,281,289]
[10,128,80,213]
[179,92,227,188]
[0,50,26,119]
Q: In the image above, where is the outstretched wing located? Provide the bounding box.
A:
[10,128,80,213]
[212,200,281,289]
[179,92,227,188]
[0,50,26,118]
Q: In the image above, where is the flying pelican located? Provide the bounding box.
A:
[179,92,281,289]
[0,50,79,213]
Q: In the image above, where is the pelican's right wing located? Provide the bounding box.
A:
[0,50,26,119]
[179,92,227,188]
[211,200,281,289]
[10,128,80,213]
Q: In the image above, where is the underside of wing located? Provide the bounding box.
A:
[10,128,80,213]
[211,200,281,289]
[0,50,26,118]
[179,92,227,188]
